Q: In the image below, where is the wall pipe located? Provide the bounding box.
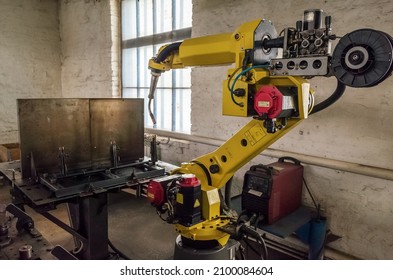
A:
[145,128,393,181]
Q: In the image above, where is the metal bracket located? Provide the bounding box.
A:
[270,56,329,76]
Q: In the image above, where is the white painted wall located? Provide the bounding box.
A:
[157,0,393,259]
[59,0,113,98]
[0,0,62,144]
[0,0,115,143]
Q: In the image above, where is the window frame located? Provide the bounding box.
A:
[121,0,192,133]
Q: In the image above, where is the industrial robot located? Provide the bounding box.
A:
[145,9,393,260]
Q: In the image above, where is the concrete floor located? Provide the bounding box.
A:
[0,182,178,260]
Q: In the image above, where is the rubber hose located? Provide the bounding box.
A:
[310,79,346,115]
[224,177,233,209]
[155,42,182,63]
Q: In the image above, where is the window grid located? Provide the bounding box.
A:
[121,0,192,133]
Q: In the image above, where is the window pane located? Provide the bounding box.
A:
[175,68,191,88]
[157,70,173,88]
[121,0,137,40]
[122,48,137,87]
[155,0,173,33]
[155,89,173,131]
[123,88,138,98]
[138,0,153,37]
[138,45,154,88]
[175,0,192,29]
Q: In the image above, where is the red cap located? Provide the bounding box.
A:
[178,174,200,188]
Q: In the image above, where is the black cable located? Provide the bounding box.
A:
[237,244,246,260]
[218,189,229,212]
[302,177,319,212]
[237,210,250,224]
[241,225,268,260]
[224,177,233,209]
[254,214,264,230]
[256,232,269,260]
[227,66,244,93]
[227,66,245,108]
[108,239,131,260]
[310,79,346,115]
[243,237,264,259]
[155,42,182,63]
[243,232,269,260]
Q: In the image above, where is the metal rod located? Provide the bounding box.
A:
[40,212,88,244]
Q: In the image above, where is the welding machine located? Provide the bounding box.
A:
[241,157,303,225]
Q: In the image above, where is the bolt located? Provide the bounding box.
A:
[209,164,220,174]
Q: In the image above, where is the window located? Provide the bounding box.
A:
[121,0,192,133]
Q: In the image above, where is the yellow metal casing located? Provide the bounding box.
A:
[175,218,231,247]
[148,20,262,73]
[179,20,261,68]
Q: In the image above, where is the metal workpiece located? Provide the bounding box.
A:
[18,99,91,179]
[18,98,144,179]
[89,99,144,168]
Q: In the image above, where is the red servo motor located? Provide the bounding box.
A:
[253,85,295,119]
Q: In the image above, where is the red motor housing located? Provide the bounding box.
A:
[147,174,181,206]
[147,180,165,206]
[253,86,296,119]
[254,85,284,118]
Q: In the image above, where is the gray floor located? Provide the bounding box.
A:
[0,182,178,260]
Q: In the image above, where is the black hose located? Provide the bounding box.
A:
[218,189,229,212]
[310,79,346,115]
[224,177,233,209]
[155,42,182,63]
[243,238,264,259]
[262,36,284,49]
[242,226,269,260]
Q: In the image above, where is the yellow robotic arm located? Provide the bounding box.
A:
[147,19,278,124]
[148,19,276,71]
[146,9,393,256]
